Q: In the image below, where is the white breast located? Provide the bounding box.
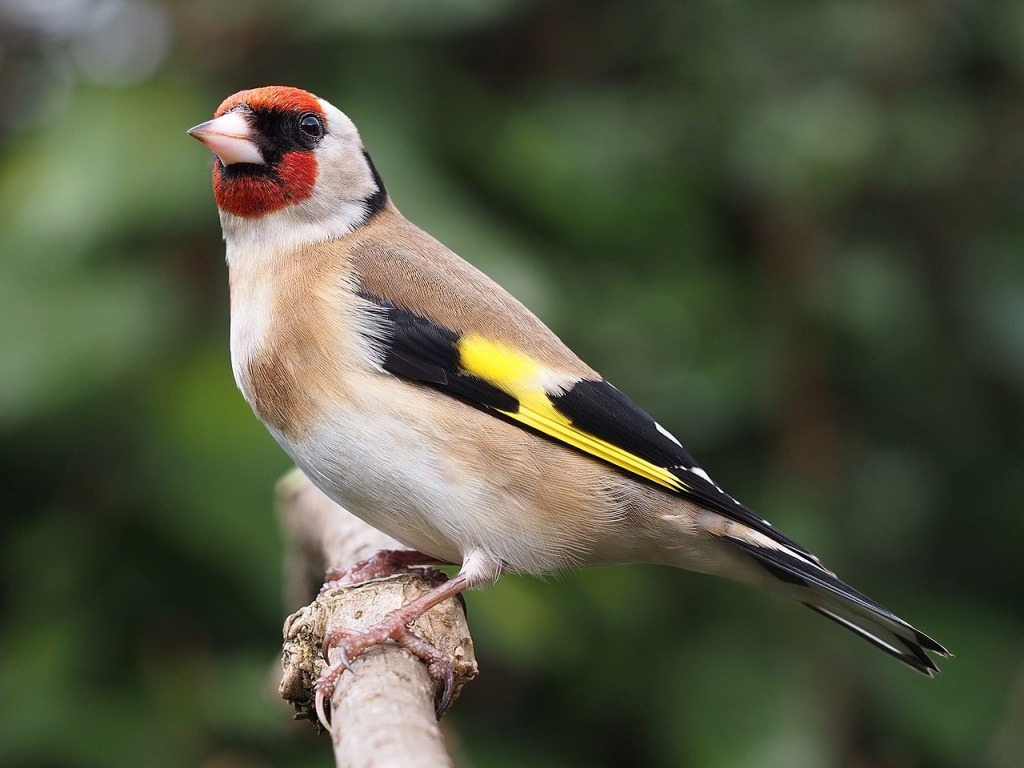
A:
[270,370,595,575]
[277,389,471,566]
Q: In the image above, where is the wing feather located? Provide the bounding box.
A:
[360,290,809,554]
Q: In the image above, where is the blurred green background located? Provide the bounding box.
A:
[2,0,1022,766]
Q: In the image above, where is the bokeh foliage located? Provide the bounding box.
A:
[1,1,1022,766]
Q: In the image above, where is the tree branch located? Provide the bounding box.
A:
[275,469,478,768]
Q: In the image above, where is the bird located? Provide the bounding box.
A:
[188,85,949,723]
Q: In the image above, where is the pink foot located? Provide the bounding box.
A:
[321,549,449,593]
[314,622,456,727]
[313,570,471,729]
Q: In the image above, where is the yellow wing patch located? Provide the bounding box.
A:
[457,334,685,492]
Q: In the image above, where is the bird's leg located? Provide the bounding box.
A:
[314,571,471,728]
[321,548,450,593]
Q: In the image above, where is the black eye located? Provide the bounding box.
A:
[298,113,324,139]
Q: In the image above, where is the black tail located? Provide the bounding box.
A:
[725,536,950,675]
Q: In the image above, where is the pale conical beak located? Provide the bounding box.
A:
[187,110,266,166]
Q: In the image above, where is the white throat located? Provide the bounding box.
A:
[219,198,370,261]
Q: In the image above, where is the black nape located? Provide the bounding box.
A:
[361,150,389,220]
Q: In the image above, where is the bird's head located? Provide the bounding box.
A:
[188,86,386,242]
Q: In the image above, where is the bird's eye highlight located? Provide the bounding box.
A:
[299,113,325,139]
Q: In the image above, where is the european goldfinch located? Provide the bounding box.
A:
[189,86,948,717]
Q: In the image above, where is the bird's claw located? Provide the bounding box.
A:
[392,625,455,717]
[313,620,456,728]
[321,626,359,664]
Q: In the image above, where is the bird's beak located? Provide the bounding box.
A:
[187,110,266,166]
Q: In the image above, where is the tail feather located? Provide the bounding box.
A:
[723,535,950,674]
